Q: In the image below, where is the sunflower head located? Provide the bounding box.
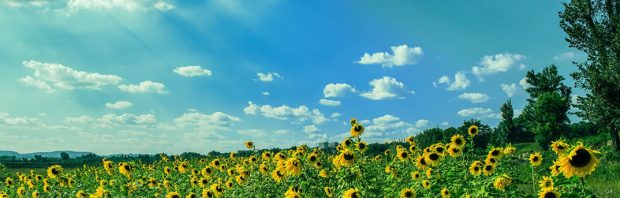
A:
[406,136,416,145]
[245,141,255,149]
[558,143,600,178]
[343,188,361,198]
[324,187,333,197]
[450,134,466,148]
[400,188,415,198]
[539,176,554,190]
[550,140,570,156]
[47,165,63,179]
[440,187,450,198]
[468,125,479,136]
[538,188,560,198]
[166,192,181,198]
[483,164,495,176]
[422,180,431,189]
[350,124,365,137]
[356,141,368,152]
[529,152,543,167]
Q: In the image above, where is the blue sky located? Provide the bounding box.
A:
[0,0,585,155]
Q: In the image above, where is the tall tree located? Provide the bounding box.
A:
[559,0,620,151]
[520,65,572,148]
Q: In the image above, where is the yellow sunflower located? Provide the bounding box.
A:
[409,145,417,153]
[350,123,365,137]
[539,176,554,190]
[529,152,543,167]
[339,150,356,166]
[356,141,368,152]
[285,157,302,176]
[550,140,569,156]
[447,146,462,157]
[424,152,442,167]
[319,169,329,178]
[415,156,428,170]
[210,183,224,197]
[450,134,466,148]
[549,162,561,177]
[410,171,421,180]
[245,141,255,149]
[487,147,504,159]
[201,189,214,198]
[324,187,333,197]
[342,188,361,198]
[558,143,600,178]
[406,136,415,145]
[538,188,560,198]
[422,180,431,189]
[400,188,415,198]
[468,125,479,137]
[503,145,516,155]
[483,164,495,176]
[166,192,181,198]
[440,187,450,198]
[271,168,285,182]
[469,161,483,177]
[284,185,302,198]
[485,156,498,166]
[397,149,410,161]
[47,165,63,179]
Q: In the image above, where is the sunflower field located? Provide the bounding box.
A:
[0,119,607,198]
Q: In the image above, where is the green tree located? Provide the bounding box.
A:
[559,0,620,151]
[520,65,572,148]
[60,152,70,161]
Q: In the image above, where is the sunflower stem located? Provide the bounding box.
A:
[531,166,536,195]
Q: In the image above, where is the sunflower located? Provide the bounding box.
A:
[244,141,254,149]
[4,178,13,186]
[103,160,114,175]
[447,146,462,157]
[485,156,498,166]
[409,145,417,153]
[324,187,333,197]
[262,151,272,160]
[164,167,172,175]
[47,165,63,179]
[410,171,421,180]
[551,140,570,156]
[503,145,516,155]
[17,186,26,197]
[400,188,415,198]
[235,174,247,185]
[415,156,428,170]
[339,150,356,166]
[342,188,361,198]
[425,168,434,178]
[342,138,353,148]
[275,152,287,161]
[284,185,302,198]
[384,149,391,156]
[539,176,554,190]
[558,143,600,178]
[469,161,482,177]
[529,152,543,167]
[229,152,236,159]
[271,168,285,182]
[422,180,431,189]
[424,152,442,166]
[468,125,479,137]
[356,141,368,152]
[350,123,365,137]
[319,169,329,178]
[350,118,357,125]
[450,134,466,148]
[397,150,410,161]
[374,155,382,161]
[549,162,561,177]
[211,159,221,167]
[314,161,323,169]
[201,189,215,198]
[493,176,511,191]
[285,158,302,176]
[538,188,560,198]
[440,188,450,198]
[210,183,224,197]
[32,191,39,198]
[432,143,446,154]
[483,164,495,176]
[178,162,189,173]
[166,192,181,198]
[186,193,197,198]
[385,165,393,174]
[406,136,415,145]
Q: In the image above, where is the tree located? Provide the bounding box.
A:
[520,65,572,148]
[559,0,620,151]
[60,152,70,161]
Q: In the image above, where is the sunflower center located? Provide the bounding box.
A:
[51,169,59,174]
[359,144,366,149]
[544,192,556,198]
[569,148,592,168]
[558,145,565,150]
[405,191,412,197]
[533,157,539,162]
[485,165,492,171]
[354,125,362,132]
[429,153,439,160]
[455,139,462,145]
[351,192,359,198]
[436,147,444,153]
[401,152,408,158]
[490,158,496,163]
[420,158,427,165]
[473,167,479,171]
[344,153,354,160]
[491,150,500,156]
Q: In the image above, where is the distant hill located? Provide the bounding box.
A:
[0,150,93,159]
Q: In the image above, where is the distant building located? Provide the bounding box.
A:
[317,142,338,150]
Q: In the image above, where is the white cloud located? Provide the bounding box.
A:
[173,66,212,77]
[153,1,175,11]
[330,113,342,118]
[360,76,413,100]
[0,112,39,126]
[323,83,356,98]
[273,130,289,135]
[357,44,423,67]
[458,93,490,103]
[472,53,525,80]
[67,0,144,11]
[174,111,240,130]
[519,77,531,90]
[501,83,517,97]
[94,113,157,128]
[118,81,167,94]
[256,72,281,82]
[243,101,327,125]
[415,119,430,128]
[303,125,320,133]
[237,129,267,137]
[319,99,341,106]
[105,101,133,109]
[63,116,93,124]
[19,60,122,92]
[440,121,450,126]
[457,108,500,119]
[434,72,470,91]
[553,51,584,61]
[262,91,270,96]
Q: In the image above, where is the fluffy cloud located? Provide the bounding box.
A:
[501,83,517,97]
[519,77,532,90]
[173,66,212,77]
[94,113,157,128]
[256,72,281,82]
[118,81,167,94]
[303,125,320,133]
[553,51,585,61]
[153,1,175,11]
[174,111,241,130]
[0,112,39,126]
[243,101,327,125]
[361,76,413,100]
[262,92,270,96]
[237,129,267,137]
[415,119,430,128]
[319,99,341,106]
[457,108,500,119]
[63,115,93,124]
[19,60,122,92]
[458,93,490,103]
[472,53,525,80]
[105,101,133,109]
[357,44,423,67]
[434,72,470,91]
[323,83,356,98]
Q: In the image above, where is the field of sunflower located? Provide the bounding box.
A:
[0,119,609,198]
